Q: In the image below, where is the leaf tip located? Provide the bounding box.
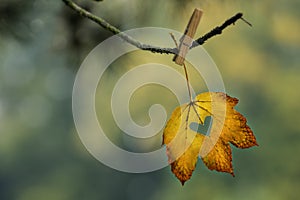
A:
[181,180,186,186]
[230,171,235,177]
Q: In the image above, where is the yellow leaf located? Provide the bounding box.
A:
[162,92,258,185]
[201,139,234,176]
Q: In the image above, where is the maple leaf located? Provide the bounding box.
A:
[162,92,258,185]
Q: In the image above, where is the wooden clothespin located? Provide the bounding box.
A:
[173,8,203,65]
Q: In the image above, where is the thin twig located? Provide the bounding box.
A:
[241,17,252,27]
[169,33,179,49]
[62,0,248,54]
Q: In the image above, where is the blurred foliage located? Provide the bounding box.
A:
[0,0,300,200]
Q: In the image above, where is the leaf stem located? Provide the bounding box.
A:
[169,33,193,103]
[183,63,193,103]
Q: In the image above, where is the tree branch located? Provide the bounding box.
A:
[62,0,248,54]
[191,13,245,48]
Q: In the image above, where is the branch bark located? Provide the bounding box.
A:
[62,0,248,54]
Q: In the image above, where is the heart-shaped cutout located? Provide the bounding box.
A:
[189,116,212,136]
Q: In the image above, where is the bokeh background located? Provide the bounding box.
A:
[1,0,300,199]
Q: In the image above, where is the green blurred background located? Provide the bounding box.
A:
[1,0,300,199]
